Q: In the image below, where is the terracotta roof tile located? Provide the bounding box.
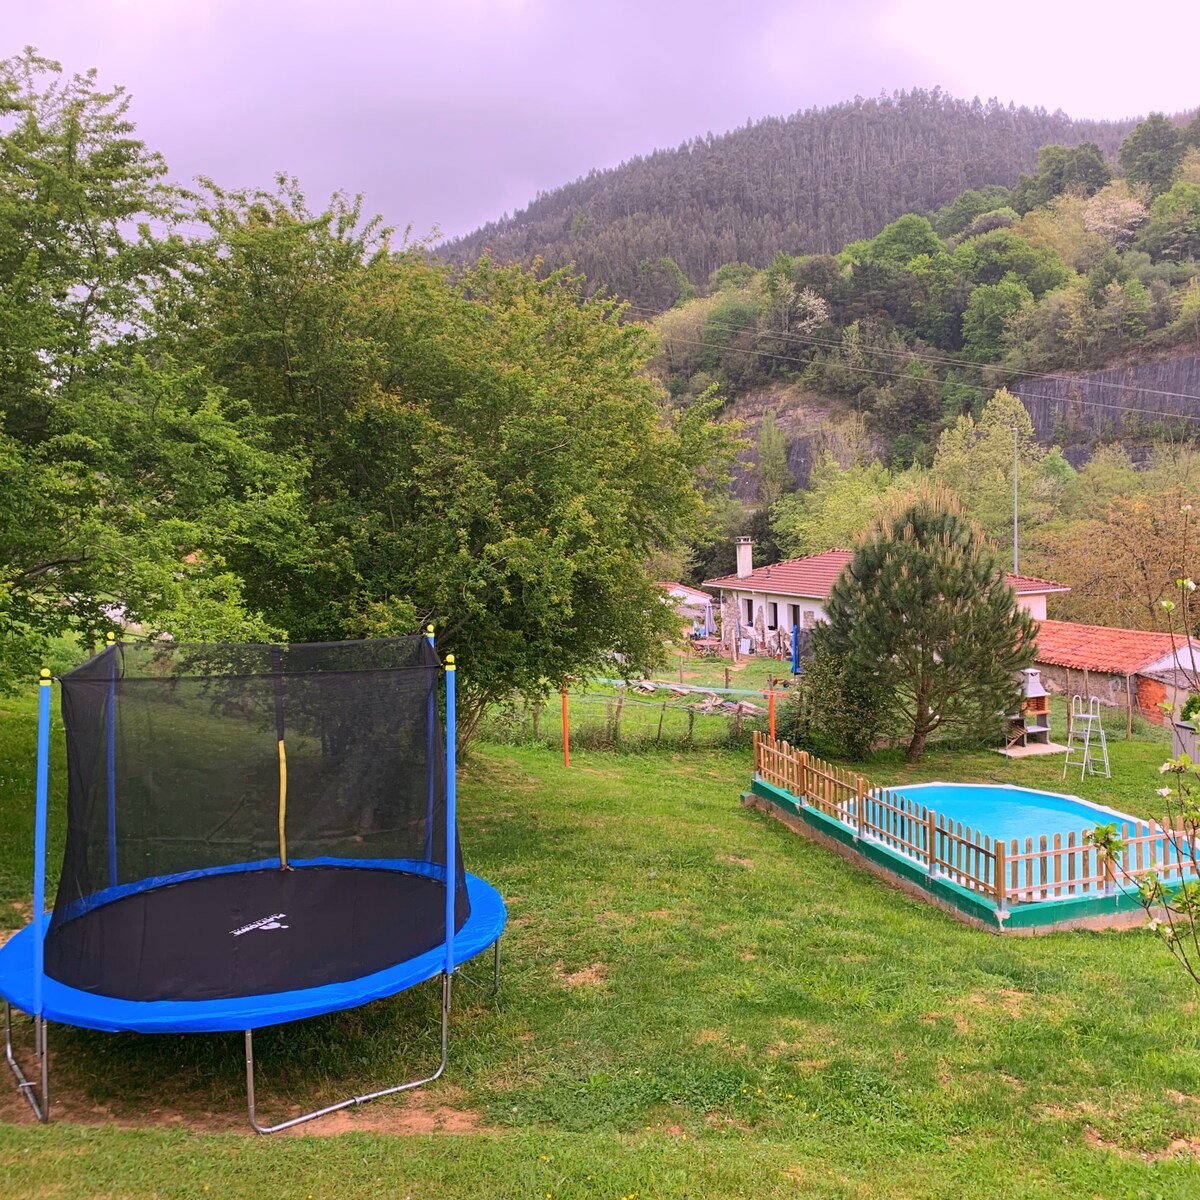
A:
[656,582,714,605]
[1033,619,1200,675]
[703,549,1068,599]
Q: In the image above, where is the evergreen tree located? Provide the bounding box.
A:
[814,483,1035,761]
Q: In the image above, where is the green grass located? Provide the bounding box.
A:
[2,685,1199,1197]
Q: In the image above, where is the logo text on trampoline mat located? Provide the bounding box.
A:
[230,912,290,937]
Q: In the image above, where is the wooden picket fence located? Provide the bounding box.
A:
[752,733,1199,910]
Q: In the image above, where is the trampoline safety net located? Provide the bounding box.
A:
[44,637,470,1002]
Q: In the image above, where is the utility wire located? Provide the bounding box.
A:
[629,300,1200,402]
[639,328,1200,425]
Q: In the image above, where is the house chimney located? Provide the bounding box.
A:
[735,537,753,579]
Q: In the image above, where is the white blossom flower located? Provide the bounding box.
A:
[1160,762,1174,774]
[1157,787,1173,797]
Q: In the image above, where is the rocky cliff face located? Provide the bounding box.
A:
[725,388,848,499]
[1014,352,1200,463]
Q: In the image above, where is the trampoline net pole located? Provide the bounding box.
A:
[445,656,457,977]
[106,634,117,888]
[33,670,51,1024]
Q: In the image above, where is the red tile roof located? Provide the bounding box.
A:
[1033,619,1200,675]
[656,581,713,605]
[703,550,1068,599]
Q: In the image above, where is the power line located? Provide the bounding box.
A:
[626,303,1200,407]
[646,330,1200,424]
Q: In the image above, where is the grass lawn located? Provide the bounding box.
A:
[1,683,1199,1198]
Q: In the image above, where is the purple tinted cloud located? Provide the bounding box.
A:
[7,1,1193,241]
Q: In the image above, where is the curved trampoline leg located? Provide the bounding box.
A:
[245,972,453,1135]
[493,936,501,996]
[4,1004,49,1123]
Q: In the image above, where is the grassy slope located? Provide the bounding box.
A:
[1,685,1198,1198]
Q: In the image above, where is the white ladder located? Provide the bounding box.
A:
[1063,695,1110,780]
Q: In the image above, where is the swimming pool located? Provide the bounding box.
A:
[858,782,1196,901]
[888,783,1139,843]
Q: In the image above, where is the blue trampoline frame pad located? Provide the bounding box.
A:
[0,871,505,1035]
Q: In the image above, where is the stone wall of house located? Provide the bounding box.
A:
[1034,662,1172,727]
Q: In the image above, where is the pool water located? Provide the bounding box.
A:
[890,783,1141,843]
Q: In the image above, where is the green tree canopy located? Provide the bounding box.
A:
[951,228,1071,298]
[931,185,1012,238]
[0,51,286,688]
[932,388,1065,550]
[170,185,735,741]
[840,213,944,268]
[960,277,1034,360]
[1119,114,1186,196]
[771,453,918,558]
[1011,142,1112,213]
[814,483,1035,760]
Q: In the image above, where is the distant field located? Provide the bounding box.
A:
[1,685,1197,1199]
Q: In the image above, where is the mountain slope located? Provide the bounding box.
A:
[438,89,1137,309]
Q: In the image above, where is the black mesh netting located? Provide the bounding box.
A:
[44,637,471,1001]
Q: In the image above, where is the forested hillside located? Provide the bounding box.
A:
[440,90,1138,309]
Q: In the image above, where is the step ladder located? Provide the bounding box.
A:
[1063,695,1110,780]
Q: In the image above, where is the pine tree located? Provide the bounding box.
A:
[814,483,1036,761]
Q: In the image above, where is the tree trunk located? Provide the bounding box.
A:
[906,727,928,761]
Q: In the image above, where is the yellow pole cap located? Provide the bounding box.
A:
[106,631,116,644]
[426,624,435,634]
[445,654,456,670]
[39,668,52,685]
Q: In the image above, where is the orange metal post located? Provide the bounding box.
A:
[768,691,776,740]
[561,689,571,769]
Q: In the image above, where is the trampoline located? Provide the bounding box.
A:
[0,634,506,1132]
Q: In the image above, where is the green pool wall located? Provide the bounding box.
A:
[745,776,1149,935]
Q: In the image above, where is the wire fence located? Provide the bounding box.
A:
[477,681,784,752]
[478,677,1174,757]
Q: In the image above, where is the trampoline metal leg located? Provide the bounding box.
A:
[245,971,453,1135]
[4,1003,49,1123]
[493,936,501,997]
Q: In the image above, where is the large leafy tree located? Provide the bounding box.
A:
[0,52,287,688]
[170,185,733,742]
[1119,114,1186,197]
[1010,142,1112,213]
[815,483,1036,761]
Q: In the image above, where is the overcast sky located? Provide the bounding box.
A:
[8,1,1200,241]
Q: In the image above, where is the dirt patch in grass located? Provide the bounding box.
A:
[717,855,754,869]
[554,959,608,988]
[0,1072,490,1137]
[1084,1124,1200,1160]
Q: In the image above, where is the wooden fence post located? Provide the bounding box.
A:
[798,750,809,805]
[994,841,1007,913]
[926,811,938,876]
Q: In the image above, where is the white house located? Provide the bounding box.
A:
[703,541,1069,641]
[656,581,716,635]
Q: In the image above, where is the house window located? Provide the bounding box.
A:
[768,602,778,630]
[744,598,754,624]
[803,609,816,628]
[789,604,800,629]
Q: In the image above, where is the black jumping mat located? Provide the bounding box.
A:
[43,867,466,1002]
